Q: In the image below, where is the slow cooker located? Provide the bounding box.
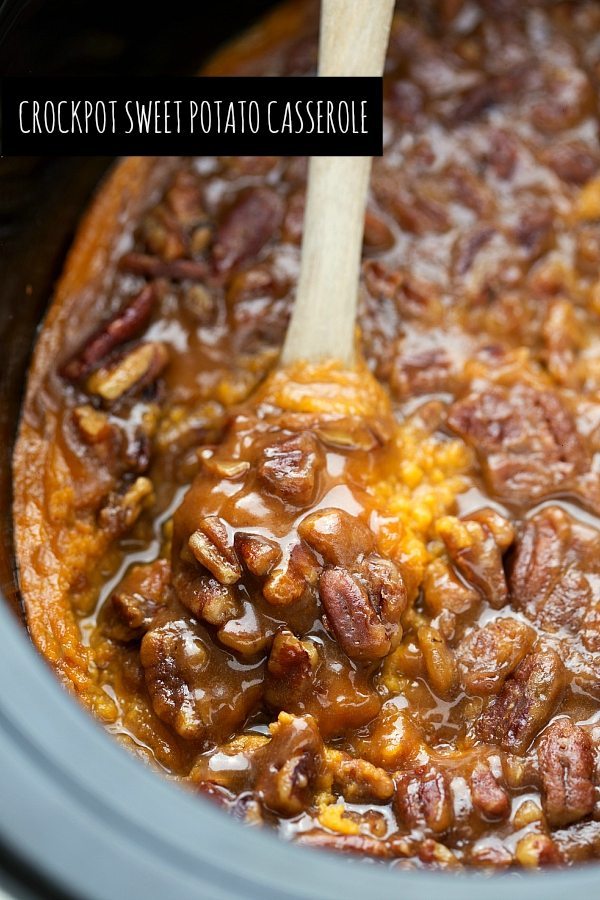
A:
[2,1,600,897]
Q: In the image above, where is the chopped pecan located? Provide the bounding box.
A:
[217,601,274,656]
[396,766,453,834]
[476,649,566,753]
[267,629,314,681]
[173,568,241,626]
[212,187,284,275]
[515,833,562,868]
[418,626,459,700]
[72,405,114,444]
[262,542,321,606]
[234,532,282,577]
[422,558,480,616]
[86,341,169,403]
[319,567,390,662]
[326,749,394,803]
[101,558,170,642]
[456,618,535,696]
[437,512,511,609]
[358,553,407,640]
[255,713,324,816]
[537,719,595,827]
[98,476,154,536]
[61,285,155,381]
[298,508,375,567]
[543,141,599,185]
[258,432,324,506]
[190,733,268,793]
[188,516,241,585]
[470,762,510,821]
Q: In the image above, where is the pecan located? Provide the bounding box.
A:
[188,516,241,585]
[190,733,269,793]
[61,285,155,381]
[119,252,209,281]
[515,833,562,868]
[217,601,274,656]
[456,618,535,696]
[267,629,314,681]
[319,566,390,662]
[165,169,206,228]
[326,749,394,803]
[437,512,511,609]
[258,432,324,506]
[363,209,394,252]
[255,713,324,816]
[509,506,600,652]
[537,719,595,827]
[98,476,154,537]
[543,141,599,185]
[295,830,397,859]
[101,558,170,642]
[212,186,284,275]
[476,649,566,753]
[422,558,479,616]
[470,762,510,821]
[418,626,459,700]
[234,532,282,577]
[447,384,588,508]
[262,542,321,606]
[298,508,375,567]
[395,766,453,834]
[72,405,114,444]
[173,568,241,626]
[140,613,263,742]
[86,341,169,403]
[359,553,407,638]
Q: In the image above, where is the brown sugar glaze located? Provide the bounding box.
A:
[13,0,600,869]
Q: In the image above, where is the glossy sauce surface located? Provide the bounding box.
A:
[13,0,600,870]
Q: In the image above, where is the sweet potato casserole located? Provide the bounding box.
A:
[13,0,600,870]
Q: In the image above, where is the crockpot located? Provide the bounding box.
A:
[2,2,600,897]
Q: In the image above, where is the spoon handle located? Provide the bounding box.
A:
[281,0,395,366]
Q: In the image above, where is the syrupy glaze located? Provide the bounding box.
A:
[13,0,600,870]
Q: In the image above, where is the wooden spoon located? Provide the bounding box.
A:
[281,0,395,367]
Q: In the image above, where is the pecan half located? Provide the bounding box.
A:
[262,542,321,606]
[470,762,510,821]
[212,186,284,275]
[538,719,595,827]
[62,285,155,381]
[476,649,566,753]
[456,617,535,696]
[395,766,453,834]
[319,566,390,662]
[119,252,209,281]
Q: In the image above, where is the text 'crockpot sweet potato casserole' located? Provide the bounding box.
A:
[13,0,600,871]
